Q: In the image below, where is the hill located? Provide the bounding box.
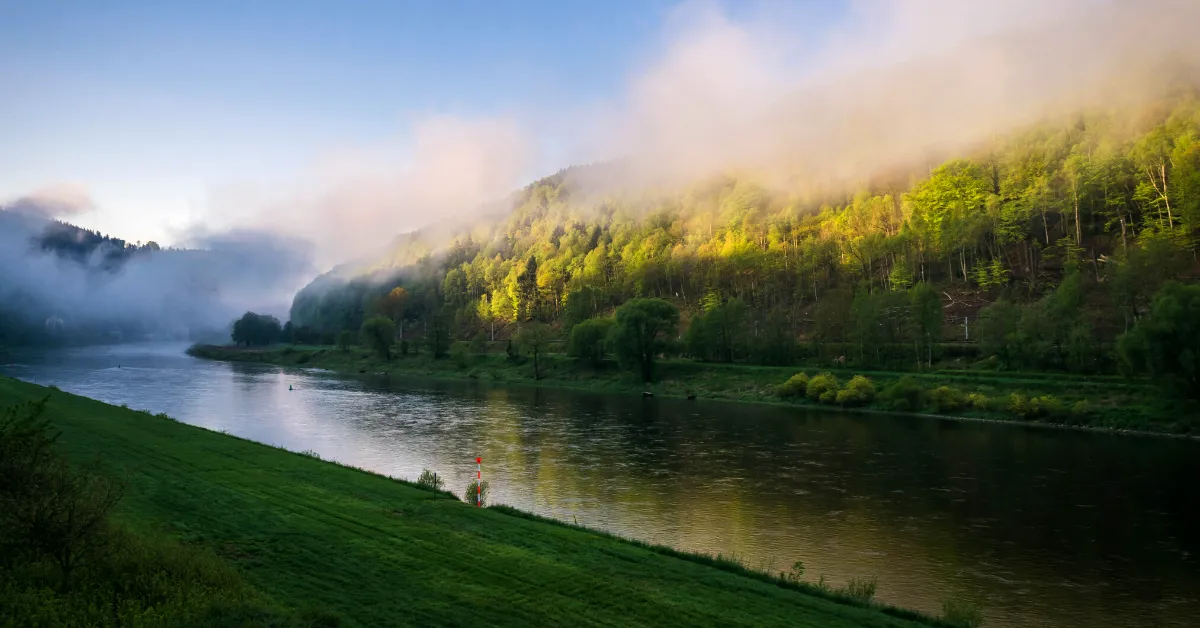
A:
[286,93,1200,380]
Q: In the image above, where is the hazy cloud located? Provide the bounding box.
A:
[1,182,96,219]
[207,0,1200,273]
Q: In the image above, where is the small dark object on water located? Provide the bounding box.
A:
[358,368,366,373]
[642,391,654,398]
[289,384,293,391]
[686,393,697,400]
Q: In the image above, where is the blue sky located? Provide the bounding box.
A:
[0,0,847,247]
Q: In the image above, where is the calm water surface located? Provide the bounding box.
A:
[2,343,1197,628]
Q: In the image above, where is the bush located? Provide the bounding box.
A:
[449,342,471,368]
[930,386,968,413]
[415,469,444,491]
[469,332,488,355]
[776,372,810,398]
[880,376,926,412]
[1009,393,1065,420]
[569,317,615,367]
[463,479,490,507]
[835,375,875,406]
[839,576,877,603]
[940,598,984,628]
[966,393,992,411]
[806,373,839,402]
[1029,395,1065,420]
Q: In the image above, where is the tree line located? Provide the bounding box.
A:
[274,93,1200,394]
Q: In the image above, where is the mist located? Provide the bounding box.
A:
[7,0,1200,332]
[0,187,314,345]
[206,0,1200,273]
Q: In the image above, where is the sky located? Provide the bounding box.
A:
[3,0,1197,276]
[0,0,845,253]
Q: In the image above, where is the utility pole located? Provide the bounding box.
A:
[963,316,970,341]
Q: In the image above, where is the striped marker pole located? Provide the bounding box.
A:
[475,457,482,507]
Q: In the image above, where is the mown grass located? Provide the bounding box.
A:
[189,343,1197,435]
[0,376,950,628]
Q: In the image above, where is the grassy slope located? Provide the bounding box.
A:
[190,344,1197,434]
[0,376,942,628]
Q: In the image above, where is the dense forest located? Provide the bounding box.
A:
[288,92,1200,390]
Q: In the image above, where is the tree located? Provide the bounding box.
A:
[516,257,540,321]
[608,298,679,382]
[230,312,282,347]
[1118,282,1200,399]
[360,316,395,360]
[684,296,747,362]
[382,287,409,341]
[426,309,452,358]
[563,286,601,328]
[337,330,355,351]
[568,317,614,367]
[515,322,552,379]
[976,300,1021,368]
[909,283,942,368]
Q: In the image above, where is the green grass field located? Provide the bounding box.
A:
[189,343,1198,435]
[0,376,950,627]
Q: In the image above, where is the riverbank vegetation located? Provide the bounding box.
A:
[0,376,967,627]
[187,339,1195,434]
[256,93,1200,431]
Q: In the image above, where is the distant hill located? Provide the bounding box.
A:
[0,210,301,347]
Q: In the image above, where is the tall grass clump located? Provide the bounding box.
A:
[839,576,878,603]
[940,597,985,627]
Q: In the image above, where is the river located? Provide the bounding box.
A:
[2,343,1197,627]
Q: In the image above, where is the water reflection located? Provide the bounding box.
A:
[2,343,1197,628]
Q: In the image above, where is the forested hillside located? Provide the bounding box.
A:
[289,92,1200,381]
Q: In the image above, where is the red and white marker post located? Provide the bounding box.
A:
[475,456,482,507]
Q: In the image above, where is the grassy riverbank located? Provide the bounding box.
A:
[0,375,959,627]
[189,343,1197,435]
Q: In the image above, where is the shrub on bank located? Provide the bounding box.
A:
[966,393,992,411]
[806,373,839,403]
[450,342,471,368]
[416,469,444,491]
[930,386,968,413]
[463,479,490,507]
[1009,393,1066,420]
[880,376,926,412]
[776,372,810,398]
[836,375,876,406]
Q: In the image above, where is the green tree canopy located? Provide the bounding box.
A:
[231,312,282,347]
[568,317,614,367]
[360,316,395,360]
[608,298,679,382]
[1118,282,1200,399]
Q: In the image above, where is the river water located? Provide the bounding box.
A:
[2,343,1197,627]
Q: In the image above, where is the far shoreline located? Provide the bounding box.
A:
[186,343,1200,441]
